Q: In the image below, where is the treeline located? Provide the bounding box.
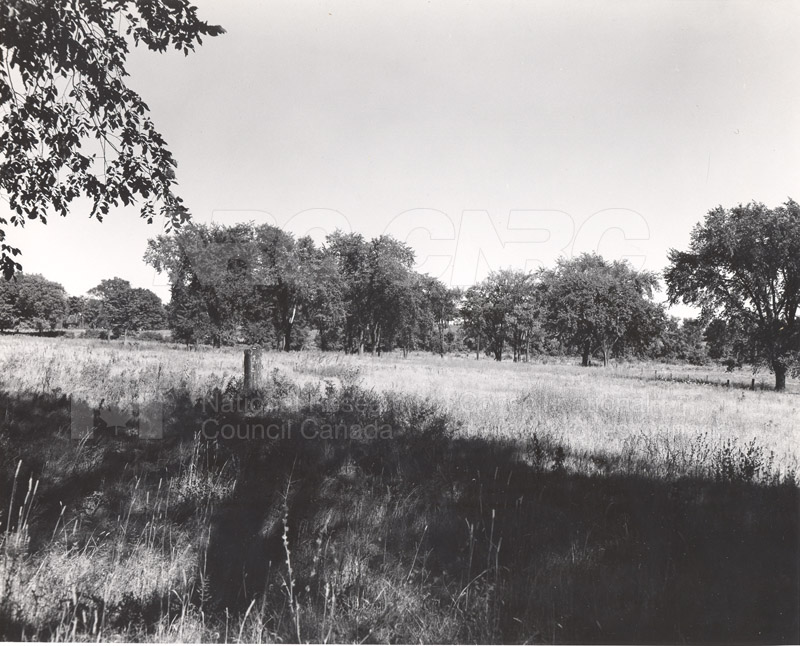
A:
[144,224,460,355]
[459,254,742,366]
[0,275,165,339]
[0,222,766,369]
[141,222,739,366]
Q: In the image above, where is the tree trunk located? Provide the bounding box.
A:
[283,304,296,352]
[283,326,291,351]
[774,360,787,391]
[476,336,480,360]
[370,322,379,355]
[358,329,364,355]
[581,339,591,367]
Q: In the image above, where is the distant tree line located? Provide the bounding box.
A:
[140,221,786,375]
[1,200,796,389]
[0,274,165,338]
[0,273,67,333]
[144,223,462,355]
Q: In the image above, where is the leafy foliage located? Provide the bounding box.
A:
[537,253,664,366]
[88,277,166,338]
[0,272,67,331]
[651,316,709,365]
[146,225,459,353]
[0,0,225,278]
[324,232,422,354]
[147,224,348,349]
[459,269,540,361]
[665,200,800,389]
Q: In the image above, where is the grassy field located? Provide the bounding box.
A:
[0,336,798,642]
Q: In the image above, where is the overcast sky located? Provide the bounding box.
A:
[5,0,799,317]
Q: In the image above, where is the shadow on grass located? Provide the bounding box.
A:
[0,385,798,643]
[0,389,208,548]
[201,387,799,644]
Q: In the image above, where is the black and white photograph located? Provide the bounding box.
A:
[0,1,798,643]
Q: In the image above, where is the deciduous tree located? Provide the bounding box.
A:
[459,269,538,361]
[538,254,662,366]
[88,277,165,340]
[0,272,67,331]
[665,200,800,390]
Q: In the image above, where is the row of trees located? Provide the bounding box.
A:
[456,200,799,390]
[0,275,165,337]
[0,273,67,332]
[144,223,461,354]
[1,202,796,389]
[144,199,798,390]
[461,256,662,365]
[0,256,730,364]
[138,222,745,368]
[0,259,757,370]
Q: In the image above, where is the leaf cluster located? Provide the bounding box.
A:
[0,0,225,278]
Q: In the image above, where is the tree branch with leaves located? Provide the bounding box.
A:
[0,0,224,278]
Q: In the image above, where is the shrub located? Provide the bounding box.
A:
[136,330,170,342]
[80,329,109,340]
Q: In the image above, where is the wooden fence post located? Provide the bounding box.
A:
[244,347,262,393]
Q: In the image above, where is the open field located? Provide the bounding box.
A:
[2,336,797,474]
[0,336,798,642]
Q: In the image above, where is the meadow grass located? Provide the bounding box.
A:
[3,336,796,474]
[0,335,798,642]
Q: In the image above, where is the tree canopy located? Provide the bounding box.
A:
[88,277,166,339]
[0,272,67,331]
[144,224,460,354]
[665,200,800,390]
[537,254,663,366]
[459,269,541,362]
[0,0,224,278]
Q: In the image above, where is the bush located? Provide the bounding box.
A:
[80,329,109,340]
[136,330,170,342]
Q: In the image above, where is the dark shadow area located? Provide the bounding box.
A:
[200,388,800,644]
[0,388,206,550]
[1,385,798,643]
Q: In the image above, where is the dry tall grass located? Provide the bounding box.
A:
[0,335,798,643]
[2,336,796,473]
